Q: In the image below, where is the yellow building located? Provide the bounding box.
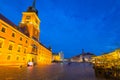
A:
[92,49,120,68]
[53,54,61,61]
[52,52,64,62]
[0,0,52,66]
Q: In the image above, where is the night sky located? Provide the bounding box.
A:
[1,0,120,58]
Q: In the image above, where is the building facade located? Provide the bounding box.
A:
[71,49,95,62]
[0,1,52,66]
[52,52,64,62]
[92,49,120,65]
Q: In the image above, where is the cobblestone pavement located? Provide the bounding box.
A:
[0,62,107,80]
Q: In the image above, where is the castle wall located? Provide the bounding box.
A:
[0,18,52,66]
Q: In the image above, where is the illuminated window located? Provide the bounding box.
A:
[8,44,13,50]
[7,55,11,60]
[12,33,15,37]
[1,27,6,32]
[20,37,22,41]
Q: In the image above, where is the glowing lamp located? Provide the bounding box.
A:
[28,62,34,66]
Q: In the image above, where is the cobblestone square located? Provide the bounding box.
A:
[0,63,107,80]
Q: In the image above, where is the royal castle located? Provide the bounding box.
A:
[0,0,53,66]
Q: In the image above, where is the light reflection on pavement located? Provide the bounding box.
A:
[0,62,107,80]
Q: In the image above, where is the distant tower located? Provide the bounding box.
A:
[19,0,40,41]
[82,49,85,55]
[82,49,85,62]
[59,51,64,61]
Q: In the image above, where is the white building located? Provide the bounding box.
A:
[71,49,96,62]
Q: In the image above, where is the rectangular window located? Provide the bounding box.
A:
[17,46,21,52]
[0,38,4,48]
[8,44,13,50]
[12,33,15,37]
[1,27,6,32]
[17,45,22,52]
[8,42,14,50]
[20,37,22,41]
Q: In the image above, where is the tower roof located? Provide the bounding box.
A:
[27,0,38,15]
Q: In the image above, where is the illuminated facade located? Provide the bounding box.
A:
[0,1,52,66]
[52,52,64,62]
[52,54,61,61]
[71,49,95,62]
[92,49,120,67]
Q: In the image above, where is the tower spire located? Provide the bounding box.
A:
[32,0,36,8]
[82,49,84,54]
[27,0,38,15]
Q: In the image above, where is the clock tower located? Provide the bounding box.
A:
[19,0,40,41]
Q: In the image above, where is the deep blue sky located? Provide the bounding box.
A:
[1,0,120,58]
